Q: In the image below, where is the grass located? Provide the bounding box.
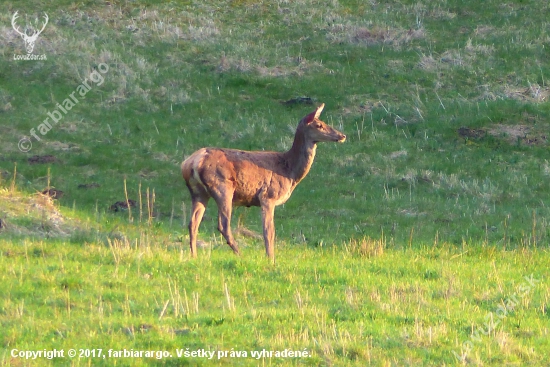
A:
[0,0,549,365]
[0,191,548,365]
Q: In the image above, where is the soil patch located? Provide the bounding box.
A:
[458,127,487,139]
[42,188,64,199]
[281,97,314,106]
[78,183,100,189]
[487,124,547,145]
[28,155,57,165]
[110,200,137,212]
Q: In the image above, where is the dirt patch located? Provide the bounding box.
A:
[488,124,547,145]
[281,97,314,106]
[78,183,100,189]
[458,127,487,139]
[42,188,64,199]
[110,200,137,212]
[489,124,529,140]
[28,155,57,165]
[138,169,158,178]
[458,124,547,146]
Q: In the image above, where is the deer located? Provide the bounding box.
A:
[11,11,49,54]
[181,103,346,262]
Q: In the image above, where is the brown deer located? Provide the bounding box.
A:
[181,103,346,262]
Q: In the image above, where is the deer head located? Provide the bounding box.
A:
[12,11,49,54]
[300,103,347,143]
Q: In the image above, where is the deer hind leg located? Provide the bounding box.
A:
[261,203,276,262]
[189,196,208,258]
[187,183,210,258]
[213,190,240,255]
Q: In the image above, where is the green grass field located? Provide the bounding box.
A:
[0,0,549,365]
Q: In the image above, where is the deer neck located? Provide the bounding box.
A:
[284,129,317,183]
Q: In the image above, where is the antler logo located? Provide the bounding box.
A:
[11,11,49,54]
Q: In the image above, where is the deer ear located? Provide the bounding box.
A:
[302,111,316,124]
[303,103,325,124]
[314,103,325,119]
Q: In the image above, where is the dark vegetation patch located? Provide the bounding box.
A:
[28,155,57,165]
[41,188,64,199]
[109,200,137,212]
[78,182,101,189]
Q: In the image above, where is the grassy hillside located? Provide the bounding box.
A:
[0,0,549,365]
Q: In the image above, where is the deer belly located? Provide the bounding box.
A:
[272,189,293,206]
[232,188,261,207]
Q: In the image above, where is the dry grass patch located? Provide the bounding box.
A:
[119,8,221,43]
[488,124,548,146]
[45,141,81,151]
[152,152,178,164]
[56,119,95,134]
[419,39,494,72]
[417,53,439,72]
[464,38,495,55]
[0,187,72,238]
[216,53,327,77]
[474,25,496,38]
[503,83,550,103]
[406,2,456,21]
[344,236,385,258]
[340,95,384,117]
[327,23,426,49]
[0,125,21,150]
[388,150,408,159]
[418,49,471,71]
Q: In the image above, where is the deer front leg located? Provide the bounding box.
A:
[215,196,240,255]
[261,203,276,262]
[189,196,209,258]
